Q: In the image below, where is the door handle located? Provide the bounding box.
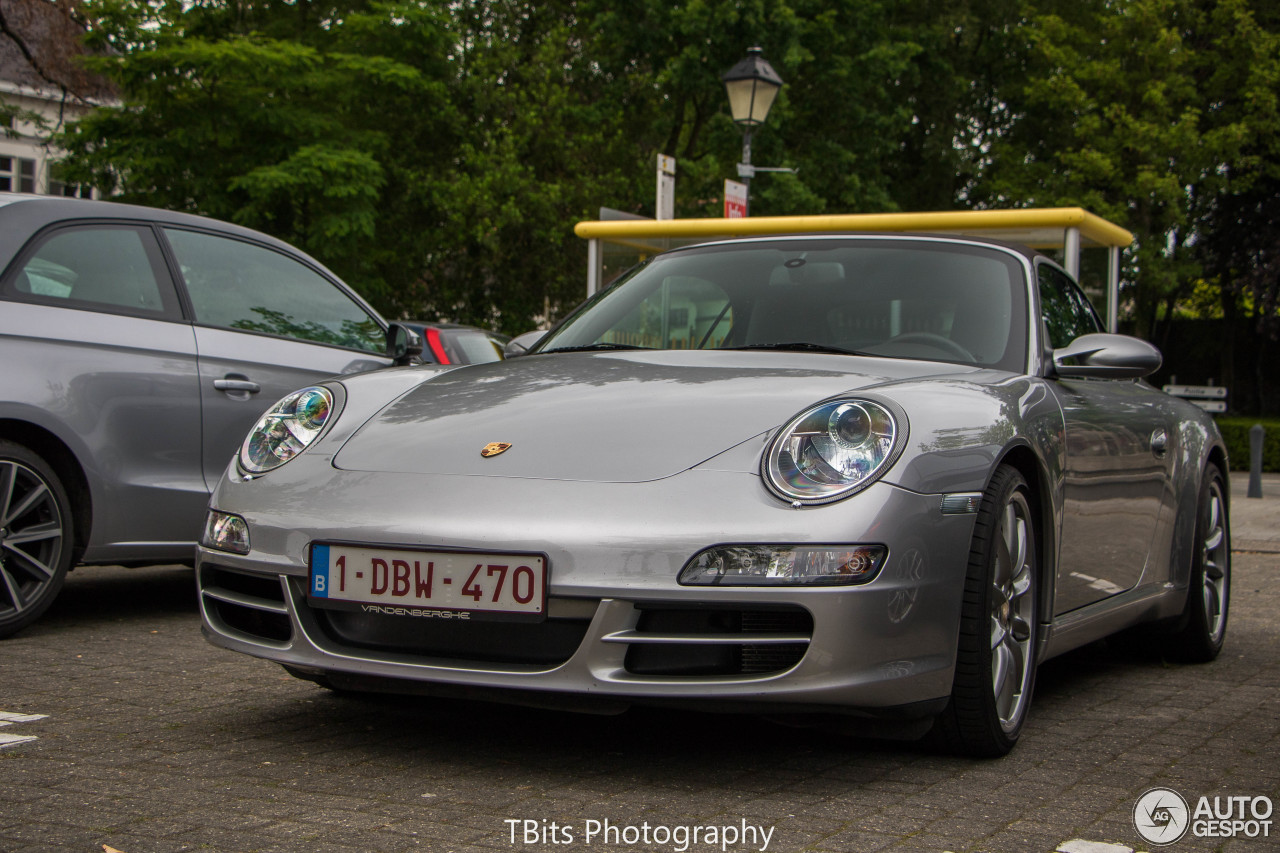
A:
[214,376,261,394]
[1150,429,1168,456]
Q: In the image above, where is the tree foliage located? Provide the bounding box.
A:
[973,0,1276,338]
[23,0,1280,345]
[1191,1,1280,334]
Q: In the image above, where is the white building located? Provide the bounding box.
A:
[0,0,116,196]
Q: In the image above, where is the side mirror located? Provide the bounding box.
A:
[386,323,423,366]
[503,330,545,358]
[1052,333,1162,379]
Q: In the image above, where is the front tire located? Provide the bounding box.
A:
[0,441,74,638]
[1167,465,1229,662]
[932,464,1039,757]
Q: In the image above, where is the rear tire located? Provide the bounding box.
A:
[931,465,1039,757]
[1167,465,1229,663]
[0,441,74,638]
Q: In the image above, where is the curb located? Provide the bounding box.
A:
[1233,540,1280,554]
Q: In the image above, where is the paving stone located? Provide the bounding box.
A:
[2,553,1278,852]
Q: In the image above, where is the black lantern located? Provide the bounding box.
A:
[721,47,784,127]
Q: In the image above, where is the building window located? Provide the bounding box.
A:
[49,180,93,199]
[0,157,37,193]
[48,162,93,198]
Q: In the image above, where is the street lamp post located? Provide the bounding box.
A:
[721,46,784,215]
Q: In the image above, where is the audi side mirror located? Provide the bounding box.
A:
[386,323,423,366]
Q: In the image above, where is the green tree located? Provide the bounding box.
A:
[973,0,1279,341]
[1189,0,1280,407]
[61,0,637,329]
[46,0,1280,351]
[60,0,458,315]
[57,0,1043,328]
[880,0,1028,212]
[409,0,632,328]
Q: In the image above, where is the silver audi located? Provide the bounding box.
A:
[197,234,1230,756]
[0,194,420,640]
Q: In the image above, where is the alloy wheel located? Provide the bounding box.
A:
[1200,478,1228,644]
[990,491,1035,733]
[0,458,66,622]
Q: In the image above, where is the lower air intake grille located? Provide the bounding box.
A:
[623,605,812,677]
[314,609,590,667]
[200,564,292,644]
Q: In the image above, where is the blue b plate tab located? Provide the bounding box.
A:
[310,543,330,599]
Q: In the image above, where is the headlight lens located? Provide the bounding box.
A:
[239,386,335,475]
[679,544,887,586]
[763,398,902,504]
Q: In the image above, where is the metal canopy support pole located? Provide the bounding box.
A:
[1063,226,1081,278]
[1107,245,1120,333]
[587,238,601,298]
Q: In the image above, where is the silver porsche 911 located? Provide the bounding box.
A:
[196,234,1229,756]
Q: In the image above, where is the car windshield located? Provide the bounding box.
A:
[537,238,1028,372]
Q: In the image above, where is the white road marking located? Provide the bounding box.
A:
[0,711,48,723]
[0,710,48,748]
[1058,840,1134,853]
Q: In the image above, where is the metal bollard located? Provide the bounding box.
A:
[1248,423,1264,498]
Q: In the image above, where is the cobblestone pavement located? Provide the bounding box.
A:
[1,541,1277,851]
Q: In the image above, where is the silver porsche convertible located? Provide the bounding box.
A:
[196,234,1229,756]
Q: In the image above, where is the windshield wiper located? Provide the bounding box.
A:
[722,342,870,357]
[539,343,653,354]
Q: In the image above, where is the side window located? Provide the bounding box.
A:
[1038,264,1101,349]
[602,276,733,349]
[1,225,178,318]
[164,228,384,354]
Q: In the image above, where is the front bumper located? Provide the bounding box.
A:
[197,464,978,718]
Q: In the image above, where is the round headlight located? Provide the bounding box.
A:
[239,386,336,475]
[762,398,903,504]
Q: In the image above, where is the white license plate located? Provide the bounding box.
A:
[309,543,547,620]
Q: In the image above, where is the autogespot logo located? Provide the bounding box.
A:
[1134,787,1191,846]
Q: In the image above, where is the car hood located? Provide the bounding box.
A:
[332,350,976,482]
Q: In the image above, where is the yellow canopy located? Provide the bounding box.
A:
[574,207,1132,250]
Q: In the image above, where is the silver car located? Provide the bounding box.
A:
[196,234,1229,756]
[0,193,419,638]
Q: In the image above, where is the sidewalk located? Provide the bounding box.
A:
[1229,470,1280,553]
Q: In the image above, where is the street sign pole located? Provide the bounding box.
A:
[656,154,676,221]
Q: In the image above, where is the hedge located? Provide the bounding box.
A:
[1215,417,1280,473]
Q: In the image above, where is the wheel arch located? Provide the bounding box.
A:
[1167,436,1231,594]
[0,418,92,565]
[1168,448,1230,660]
[1206,443,1229,492]
[1205,442,1230,549]
[992,442,1057,660]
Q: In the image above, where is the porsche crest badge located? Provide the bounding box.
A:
[481,442,512,458]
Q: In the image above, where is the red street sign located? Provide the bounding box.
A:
[724,179,748,218]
